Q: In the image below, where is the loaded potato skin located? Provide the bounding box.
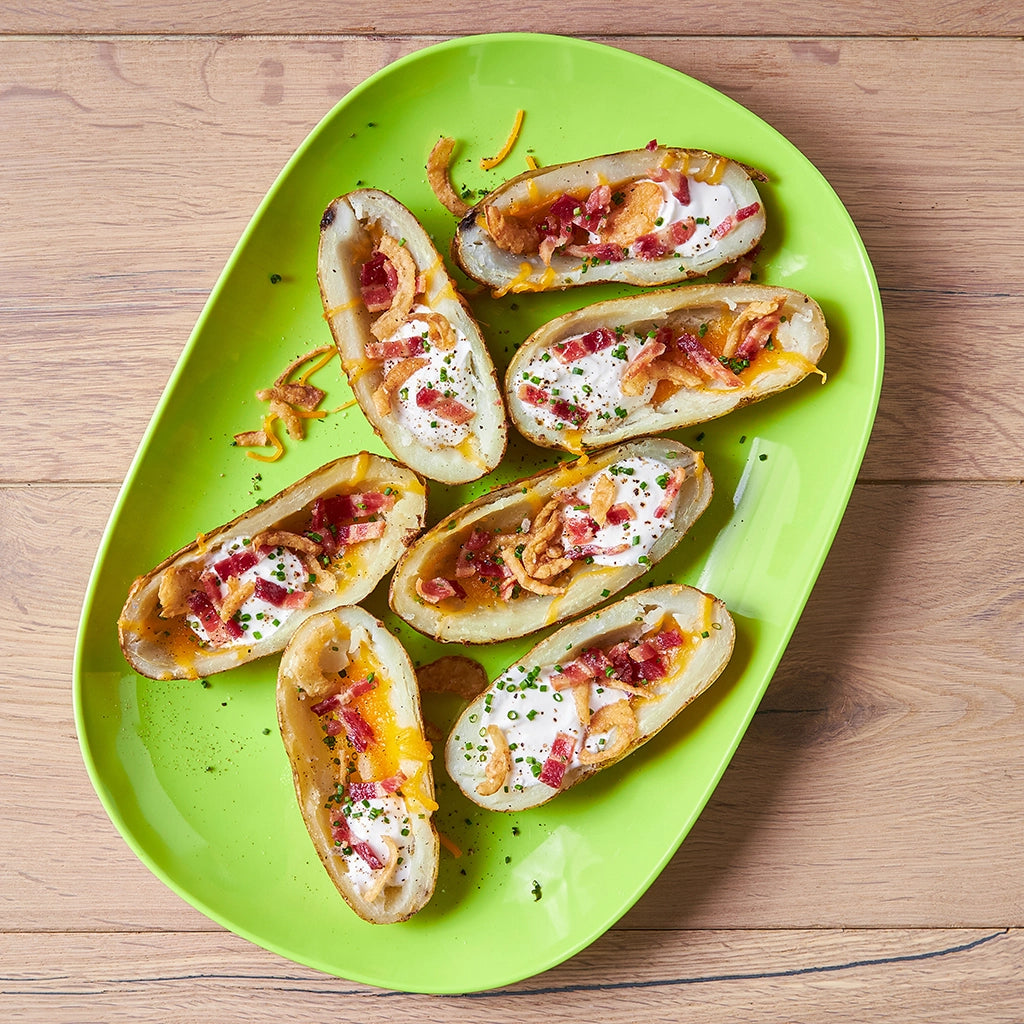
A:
[318,189,507,485]
[452,146,766,294]
[118,453,426,680]
[278,607,439,923]
[388,438,713,646]
[506,283,829,451]
[446,585,735,812]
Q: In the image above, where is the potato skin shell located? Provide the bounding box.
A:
[505,283,830,452]
[118,453,426,680]
[277,607,439,924]
[445,584,736,812]
[388,438,713,645]
[318,188,507,484]
[452,147,766,292]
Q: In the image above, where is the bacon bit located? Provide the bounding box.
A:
[364,335,425,361]
[675,332,744,387]
[186,590,244,646]
[417,655,489,700]
[360,250,399,312]
[645,139,658,151]
[538,731,576,789]
[605,502,635,525]
[711,202,761,241]
[329,812,384,871]
[333,519,387,546]
[476,725,513,796]
[588,473,616,527]
[577,700,637,765]
[553,327,615,364]
[655,466,686,519]
[253,577,313,610]
[484,204,541,255]
[427,136,471,217]
[348,773,408,801]
[562,513,597,548]
[480,108,524,170]
[620,338,667,397]
[371,356,429,417]
[157,563,201,618]
[416,576,466,604]
[415,387,474,425]
[340,707,375,752]
[370,235,418,341]
[551,660,593,691]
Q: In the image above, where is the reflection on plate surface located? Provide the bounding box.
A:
[74,33,882,994]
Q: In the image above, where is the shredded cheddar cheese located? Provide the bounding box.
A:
[246,413,285,463]
[480,108,524,170]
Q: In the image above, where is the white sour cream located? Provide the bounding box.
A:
[383,305,476,449]
[518,331,655,431]
[185,538,308,646]
[561,456,680,566]
[653,177,738,258]
[333,794,413,892]
[455,664,634,793]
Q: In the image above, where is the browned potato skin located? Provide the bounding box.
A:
[277,608,439,924]
[445,585,736,813]
[388,438,713,646]
[118,453,426,680]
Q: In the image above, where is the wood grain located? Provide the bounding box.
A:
[3,1,1022,37]
[2,929,1019,1022]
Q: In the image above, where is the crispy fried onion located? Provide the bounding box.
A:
[587,474,616,527]
[218,576,255,622]
[157,562,201,618]
[234,345,337,454]
[252,529,322,556]
[620,336,704,398]
[371,356,429,417]
[419,311,458,350]
[722,298,785,358]
[576,700,637,766]
[484,204,541,256]
[427,136,471,218]
[476,725,513,797]
[416,655,489,701]
[370,235,418,341]
[362,835,400,903]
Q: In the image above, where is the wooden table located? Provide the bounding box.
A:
[3,5,1022,1020]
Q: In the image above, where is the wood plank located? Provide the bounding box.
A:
[3,481,1021,931]
[1,928,1020,1022]
[1,37,1022,482]
[2,1,1022,37]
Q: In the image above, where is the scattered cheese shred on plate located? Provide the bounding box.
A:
[480,109,524,170]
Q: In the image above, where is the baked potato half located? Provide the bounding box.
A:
[506,283,829,452]
[278,607,439,923]
[318,188,507,484]
[118,453,426,680]
[445,584,735,812]
[389,438,712,645]
[452,146,765,294]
